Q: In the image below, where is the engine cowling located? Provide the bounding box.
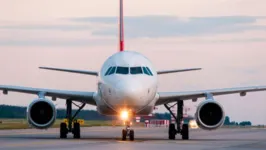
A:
[195,100,225,130]
[27,98,56,129]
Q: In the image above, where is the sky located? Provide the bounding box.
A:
[1,0,266,124]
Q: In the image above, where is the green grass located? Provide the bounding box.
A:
[222,125,265,128]
[0,119,117,130]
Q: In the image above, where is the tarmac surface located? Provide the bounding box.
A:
[0,126,265,150]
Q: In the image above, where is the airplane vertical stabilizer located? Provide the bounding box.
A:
[119,0,124,51]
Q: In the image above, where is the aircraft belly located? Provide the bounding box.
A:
[97,97,155,116]
[97,104,154,116]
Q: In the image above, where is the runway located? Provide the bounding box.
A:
[0,127,265,150]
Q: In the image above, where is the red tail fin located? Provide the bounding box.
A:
[119,0,124,51]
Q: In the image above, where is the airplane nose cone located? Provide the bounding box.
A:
[115,81,144,105]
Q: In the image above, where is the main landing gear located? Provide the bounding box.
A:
[164,100,189,140]
[60,99,86,139]
[122,121,134,141]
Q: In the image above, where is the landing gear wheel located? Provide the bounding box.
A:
[60,123,67,139]
[73,122,80,139]
[168,123,176,140]
[182,124,189,140]
[122,129,127,141]
[129,130,134,141]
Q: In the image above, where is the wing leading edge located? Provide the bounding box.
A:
[39,67,98,76]
[156,86,266,105]
[157,68,202,75]
[0,85,96,105]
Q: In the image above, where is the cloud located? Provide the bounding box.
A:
[191,38,266,44]
[0,24,94,31]
[0,39,115,47]
[1,15,266,46]
[70,15,266,38]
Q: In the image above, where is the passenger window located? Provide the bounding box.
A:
[130,67,143,74]
[105,67,113,76]
[142,67,150,75]
[108,67,116,75]
[145,67,153,76]
[116,67,129,74]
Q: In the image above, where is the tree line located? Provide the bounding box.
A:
[223,116,252,126]
[0,105,112,120]
[0,105,253,126]
[0,105,174,120]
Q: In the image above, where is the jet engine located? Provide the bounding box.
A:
[195,100,225,130]
[27,98,56,129]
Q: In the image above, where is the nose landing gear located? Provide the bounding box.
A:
[121,121,134,141]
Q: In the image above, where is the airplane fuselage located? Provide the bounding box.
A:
[94,51,159,116]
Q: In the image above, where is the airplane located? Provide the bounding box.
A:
[1,0,266,141]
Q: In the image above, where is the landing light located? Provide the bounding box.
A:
[120,110,129,121]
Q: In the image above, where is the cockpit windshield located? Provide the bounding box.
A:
[145,67,153,76]
[130,67,143,74]
[116,67,129,74]
[104,67,113,76]
[109,67,116,75]
[104,66,153,76]
[142,67,150,75]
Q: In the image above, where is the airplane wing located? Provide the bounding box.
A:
[156,86,266,105]
[157,68,201,75]
[39,67,98,76]
[0,85,96,105]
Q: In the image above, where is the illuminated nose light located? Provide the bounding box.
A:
[120,110,129,121]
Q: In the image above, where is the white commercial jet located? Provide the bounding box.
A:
[1,0,266,141]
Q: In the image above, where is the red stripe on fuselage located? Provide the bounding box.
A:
[120,41,124,51]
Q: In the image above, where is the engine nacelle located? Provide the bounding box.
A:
[195,100,225,130]
[27,98,56,129]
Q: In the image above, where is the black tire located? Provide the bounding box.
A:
[60,123,67,139]
[182,124,189,140]
[129,130,134,141]
[122,129,127,141]
[73,122,81,139]
[168,123,176,140]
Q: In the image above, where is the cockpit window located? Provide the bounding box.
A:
[142,67,150,75]
[130,67,143,74]
[116,67,129,74]
[105,67,113,76]
[108,67,116,75]
[105,66,152,76]
[145,67,153,76]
